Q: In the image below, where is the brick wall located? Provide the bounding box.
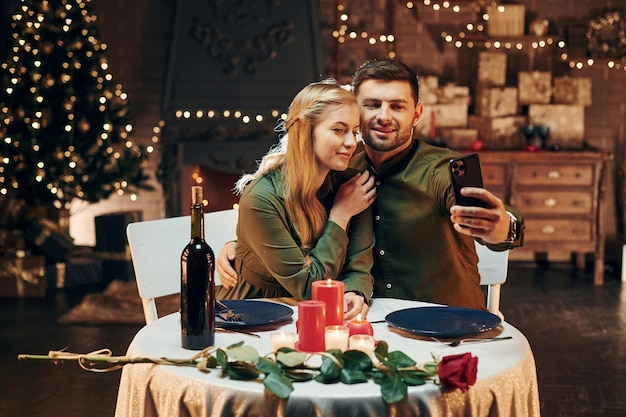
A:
[320,0,626,260]
[2,0,625,258]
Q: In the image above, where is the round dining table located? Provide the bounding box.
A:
[114,298,540,417]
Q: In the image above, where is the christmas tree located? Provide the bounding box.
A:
[0,0,153,213]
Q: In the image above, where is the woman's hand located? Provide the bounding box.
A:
[344,291,369,321]
[329,171,376,230]
[216,241,238,288]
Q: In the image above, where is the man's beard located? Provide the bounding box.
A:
[362,124,413,152]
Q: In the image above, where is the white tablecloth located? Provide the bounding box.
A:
[114,298,540,417]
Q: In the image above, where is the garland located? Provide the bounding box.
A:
[18,340,477,404]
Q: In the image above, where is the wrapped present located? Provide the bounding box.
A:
[24,220,75,264]
[518,71,552,104]
[438,84,471,105]
[416,104,469,138]
[477,52,507,86]
[0,229,25,256]
[439,128,479,150]
[95,211,142,253]
[419,75,439,104]
[95,211,142,281]
[45,256,104,289]
[475,86,519,117]
[528,104,585,148]
[487,4,525,36]
[468,115,527,149]
[553,76,592,106]
[0,254,46,298]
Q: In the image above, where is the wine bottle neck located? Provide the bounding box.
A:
[190,203,204,240]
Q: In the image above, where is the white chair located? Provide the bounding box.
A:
[126,209,238,324]
[475,241,509,319]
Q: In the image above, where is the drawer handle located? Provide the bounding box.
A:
[542,225,556,234]
[544,198,558,207]
[547,170,561,180]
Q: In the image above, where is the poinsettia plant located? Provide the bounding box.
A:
[19,341,478,404]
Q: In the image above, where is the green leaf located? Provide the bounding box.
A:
[400,371,427,386]
[343,350,373,371]
[227,341,246,349]
[316,355,341,383]
[387,351,416,368]
[264,372,294,399]
[225,345,259,363]
[340,368,368,384]
[226,362,262,380]
[216,349,228,375]
[374,340,389,362]
[380,371,408,404]
[256,357,283,376]
[284,369,316,382]
[276,350,307,368]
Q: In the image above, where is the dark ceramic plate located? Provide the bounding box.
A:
[385,306,501,338]
[215,300,293,328]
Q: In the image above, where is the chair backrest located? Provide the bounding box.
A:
[475,241,509,319]
[127,209,238,324]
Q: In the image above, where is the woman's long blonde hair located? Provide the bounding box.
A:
[235,80,358,251]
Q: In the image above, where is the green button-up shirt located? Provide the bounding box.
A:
[350,140,519,310]
[216,166,375,302]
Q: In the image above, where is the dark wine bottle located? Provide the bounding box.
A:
[181,185,215,350]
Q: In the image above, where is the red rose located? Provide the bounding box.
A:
[437,352,478,392]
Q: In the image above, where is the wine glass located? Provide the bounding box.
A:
[536,125,550,149]
[522,124,536,147]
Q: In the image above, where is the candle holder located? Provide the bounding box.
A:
[270,331,295,352]
[346,314,374,337]
[324,325,349,351]
[348,334,376,357]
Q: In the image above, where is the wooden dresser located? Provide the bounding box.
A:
[476,149,611,285]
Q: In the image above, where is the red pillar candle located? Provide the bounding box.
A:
[346,313,374,337]
[295,300,326,352]
[311,279,344,326]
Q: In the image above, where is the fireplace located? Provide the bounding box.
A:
[160,0,324,216]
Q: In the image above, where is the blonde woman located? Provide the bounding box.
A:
[216,80,376,320]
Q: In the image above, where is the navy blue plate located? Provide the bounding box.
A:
[385,306,501,338]
[215,300,294,328]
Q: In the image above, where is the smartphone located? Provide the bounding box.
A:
[449,153,486,207]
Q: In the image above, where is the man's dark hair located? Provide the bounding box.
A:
[352,58,420,104]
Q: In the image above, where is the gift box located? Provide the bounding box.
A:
[518,71,552,104]
[95,211,142,253]
[416,104,469,138]
[468,115,527,149]
[0,229,25,256]
[23,220,75,264]
[477,52,507,86]
[438,85,471,105]
[487,4,525,36]
[475,86,519,117]
[553,76,592,106]
[0,254,46,298]
[528,104,585,148]
[95,211,142,281]
[45,256,104,289]
[439,128,479,150]
[419,75,439,104]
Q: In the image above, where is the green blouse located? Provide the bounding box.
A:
[216,166,375,302]
[349,140,522,310]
